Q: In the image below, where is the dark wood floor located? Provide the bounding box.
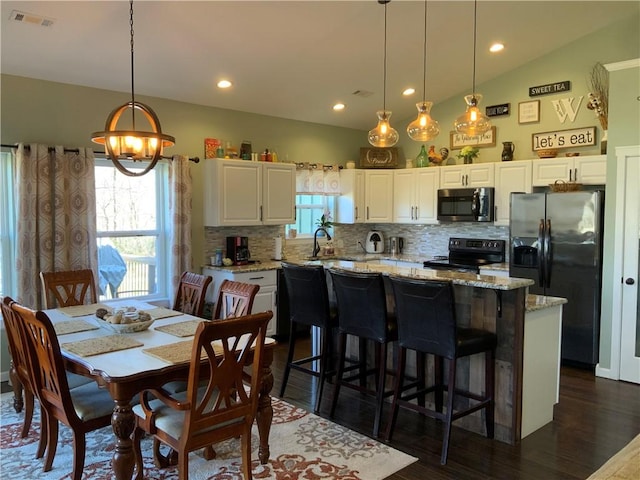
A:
[3,336,638,479]
[271,336,640,480]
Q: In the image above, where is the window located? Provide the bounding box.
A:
[286,194,335,238]
[95,158,169,301]
[0,151,16,298]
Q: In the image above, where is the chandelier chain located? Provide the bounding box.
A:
[472,0,477,96]
[421,0,427,102]
[382,1,388,113]
[129,0,136,129]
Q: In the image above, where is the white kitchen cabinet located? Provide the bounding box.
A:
[531,154,606,186]
[204,158,295,227]
[440,162,495,188]
[364,170,394,223]
[493,160,533,226]
[337,169,366,223]
[202,268,278,337]
[393,167,438,224]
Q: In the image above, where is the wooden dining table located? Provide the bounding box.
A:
[46,300,276,480]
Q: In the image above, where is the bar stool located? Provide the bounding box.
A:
[279,262,338,414]
[386,276,497,465]
[328,268,398,438]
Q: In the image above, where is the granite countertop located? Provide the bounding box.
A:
[482,262,510,271]
[526,294,568,312]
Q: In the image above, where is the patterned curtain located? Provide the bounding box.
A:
[295,163,341,195]
[15,144,97,309]
[168,154,192,302]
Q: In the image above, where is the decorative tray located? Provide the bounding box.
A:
[95,307,154,334]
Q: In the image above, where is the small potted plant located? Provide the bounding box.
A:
[457,146,479,164]
[315,211,333,236]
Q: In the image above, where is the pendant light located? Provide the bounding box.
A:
[368,0,399,148]
[407,0,440,142]
[454,0,491,136]
[91,0,175,177]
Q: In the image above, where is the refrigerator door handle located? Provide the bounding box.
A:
[544,219,552,287]
[538,219,545,287]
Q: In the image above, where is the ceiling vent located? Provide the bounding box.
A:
[352,90,374,98]
[10,10,55,27]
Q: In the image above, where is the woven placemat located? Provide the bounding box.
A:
[146,307,185,320]
[54,319,99,336]
[143,340,223,365]
[57,303,110,318]
[61,335,143,357]
[154,319,203,338]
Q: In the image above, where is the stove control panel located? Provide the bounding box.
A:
[449,238,506,254]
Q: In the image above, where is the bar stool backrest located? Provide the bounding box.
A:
[281,262,332,328]
[329,269,388,343]
[390,277,457,359]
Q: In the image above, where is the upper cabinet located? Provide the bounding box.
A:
[493,160,533,226]
[393,167,438,224]
[204,158,295,226]
[440,163,495,188]
[531,154,606,186]
[337,169,393,224]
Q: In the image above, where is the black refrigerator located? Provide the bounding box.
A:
[509,191,605,366]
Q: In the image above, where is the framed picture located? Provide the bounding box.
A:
[359,147,399,168]
[519,100,540,124]
[449,126,496,150]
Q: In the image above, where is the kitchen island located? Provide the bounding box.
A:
[204,258,564,444]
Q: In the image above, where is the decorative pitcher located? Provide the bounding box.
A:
[501,141,515,162]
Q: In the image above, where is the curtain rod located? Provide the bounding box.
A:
[0,144,200,164]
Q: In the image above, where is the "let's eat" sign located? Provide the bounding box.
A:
[532,126,596,151]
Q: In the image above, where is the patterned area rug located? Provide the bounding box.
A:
[0,392,416,479]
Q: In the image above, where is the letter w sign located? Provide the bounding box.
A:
[551,96,583,123]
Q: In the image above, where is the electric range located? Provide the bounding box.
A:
[423,237,506,274]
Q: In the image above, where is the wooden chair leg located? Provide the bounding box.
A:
[153,438,178,467]
[373,342,387,438]
[385,346,406,442]
[178,449,189,480]
[441,359,457,465]
[9,364,24,414]
[330,332,347,418]
[278,321,298,398]
[485,349,495,439]
[71,432,86,480]
[20,389,34,438]
[133,426,145,480]
[43,418,58,472]
[36,405,48,459]
[434,355,444,413]
[240,425,253,480]
[314,327,330,413]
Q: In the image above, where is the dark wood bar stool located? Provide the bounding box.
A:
[328,268,398,438]
[279,262,338,413]
[386,276,497,465]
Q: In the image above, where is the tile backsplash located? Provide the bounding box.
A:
[204,223,509,265]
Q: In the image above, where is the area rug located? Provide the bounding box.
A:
[0,392,416,479]
[586,433,640,480]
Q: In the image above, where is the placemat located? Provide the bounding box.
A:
[61,335,143,357]
[57,303,110,318]
[142,340,223,365]
[154,319,203,338]
[54,320,99,336]
[146,307,184,320]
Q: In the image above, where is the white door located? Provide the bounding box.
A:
[620,148,640,383]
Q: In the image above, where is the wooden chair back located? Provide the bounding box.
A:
[134,311,272,480]
[173,271,213,317]
[40,269,97,309]
[213,280,260,320]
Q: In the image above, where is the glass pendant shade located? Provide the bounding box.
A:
[454,94,491,136]
[407,101,440,142]
[368,110,399,147]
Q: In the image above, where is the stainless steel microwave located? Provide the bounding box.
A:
[437,187,495,222]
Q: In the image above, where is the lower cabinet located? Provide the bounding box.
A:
[202,268,278,337]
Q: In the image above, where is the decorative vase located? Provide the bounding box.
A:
[415,145,429,168]
[600,130,607,154]
[501,141,515,161]
[463,155,474,165]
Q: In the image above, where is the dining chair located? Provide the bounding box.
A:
[386,276,497,465]
[40,269,98,309]
[213,279,260,319]
[132,311,272,480]
[279,262,337,414]
[173,271,213,318]
[11,302,115,480]
[327,268,399,438]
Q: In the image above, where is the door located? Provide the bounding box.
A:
[393,170,415,223]
[365,170,393,222]
[546,191,604,365]
[494,160,532,225]
[262,163,295,225]
[620,151,640,382]
[509,193,545,294]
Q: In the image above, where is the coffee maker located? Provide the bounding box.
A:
[226,236,250,265]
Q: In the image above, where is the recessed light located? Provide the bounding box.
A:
[403,88,416,96]
[333,103,346,111]
[217,80,232,89]
[489,43,504,53]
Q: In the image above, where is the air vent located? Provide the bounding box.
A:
[10,10,55,27]
[352,90,374,98]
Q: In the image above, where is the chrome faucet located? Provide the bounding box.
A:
[312,227,332,258]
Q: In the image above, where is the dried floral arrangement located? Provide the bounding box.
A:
[587,62,608,130]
